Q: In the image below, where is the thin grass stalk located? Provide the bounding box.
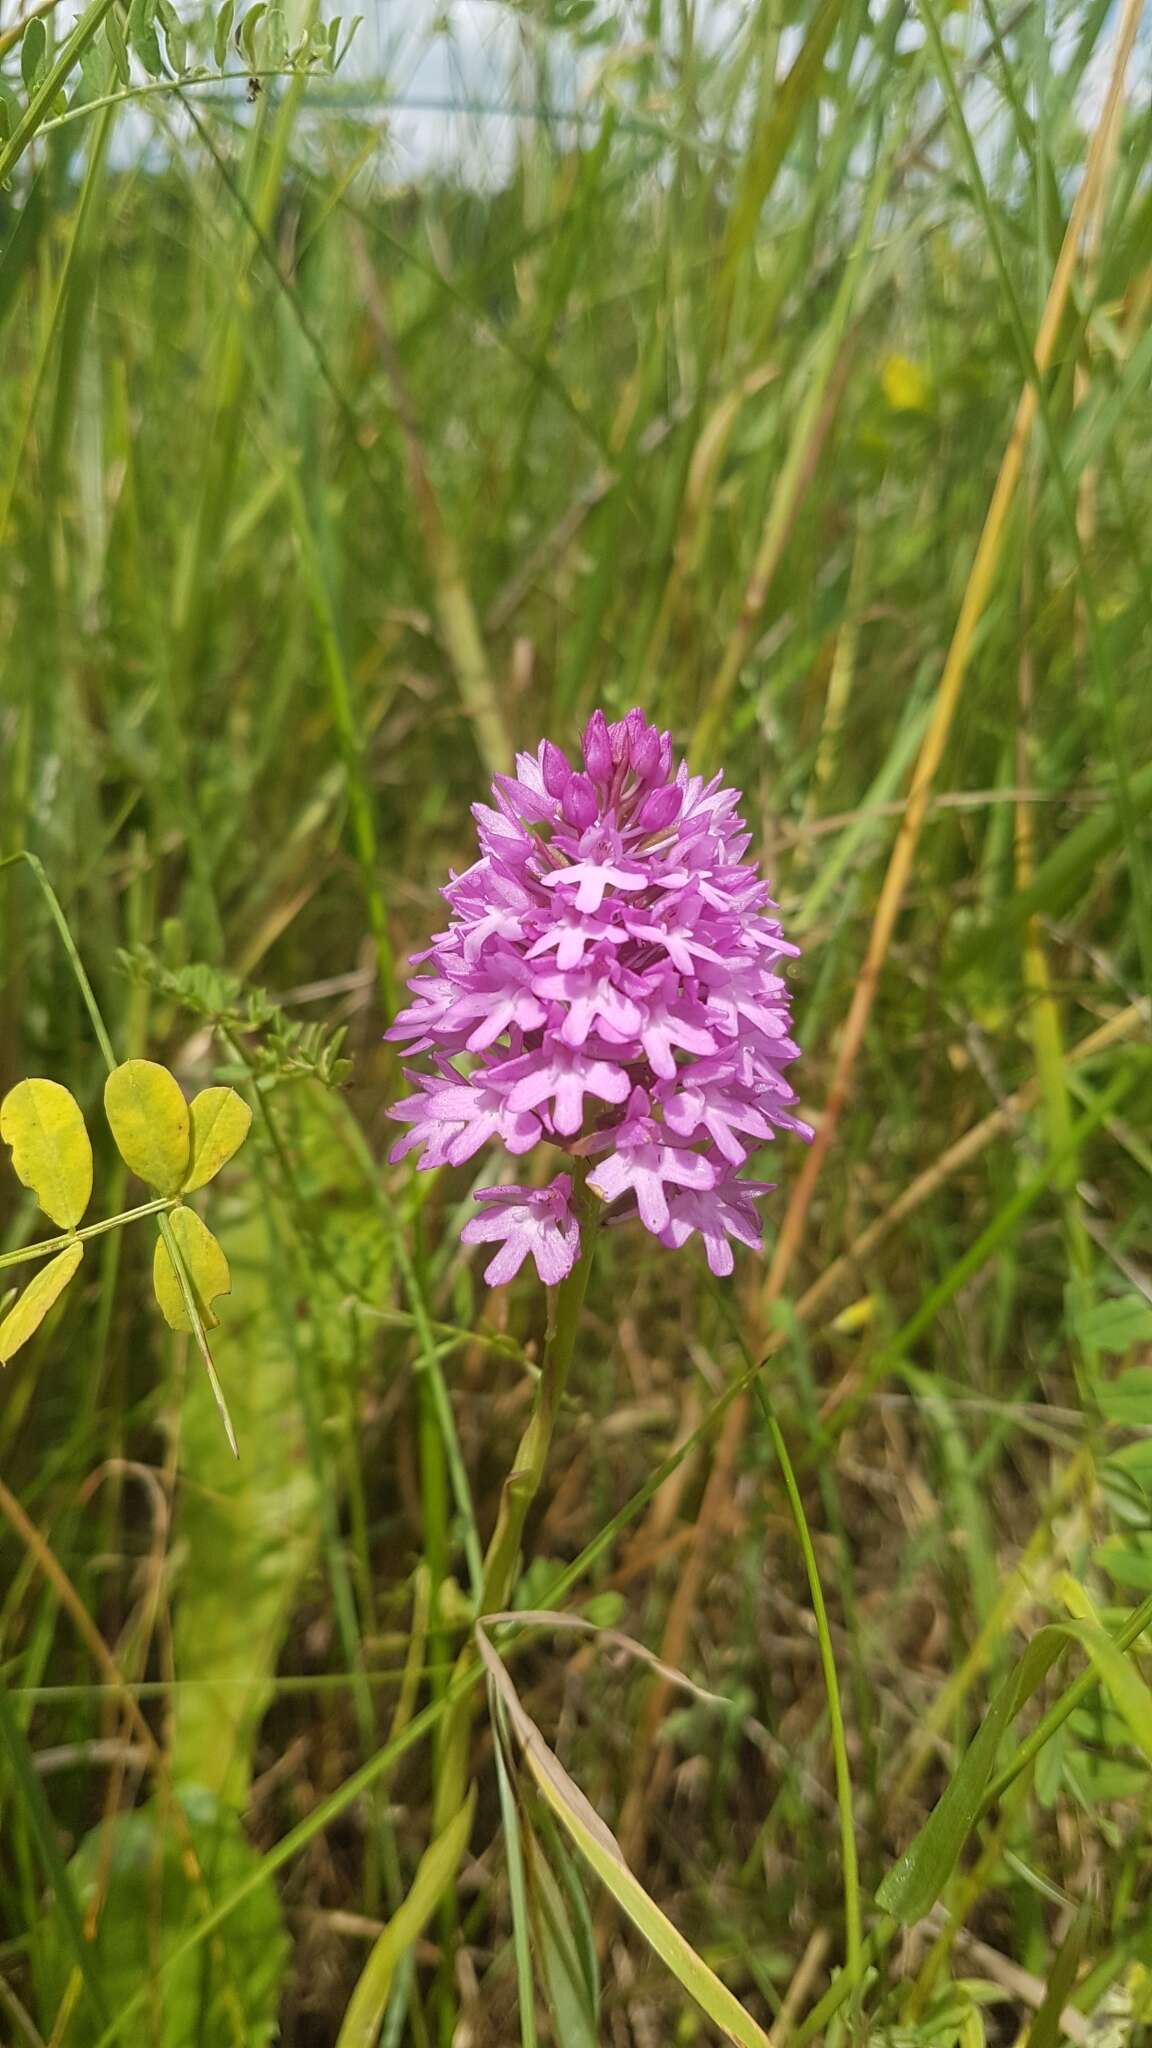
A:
[763,0,1146,1306]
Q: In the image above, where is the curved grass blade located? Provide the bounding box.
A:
[334,1791,475,2048]
[476,1630,772,2048]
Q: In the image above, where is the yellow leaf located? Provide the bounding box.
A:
[153,1207,231,1332]
[881,352,930,412]
[183,1087,253,1193]
[104,1060,191,1195]
[0,1078,93,1229]
[0,1244,84,1364]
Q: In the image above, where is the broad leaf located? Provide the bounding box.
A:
[1098,1369,1152,1425]
[183,1086,252,1193]
[1075,1294,1152,1357]
[38,1786,287,2047]
[1095,1536,1152,1592]
[170,1083,390,1803]
[1,1076,93,1228]
[153,1206,230,1331]
[0,1244,84,1364]
[105,1059,191,1194]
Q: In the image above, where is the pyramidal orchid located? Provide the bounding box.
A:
[408,709,811,1820]
[389,707,809,1282]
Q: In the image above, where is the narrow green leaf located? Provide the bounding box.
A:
[1024,1906,1089,2048]
[335,1792,475,2048]
[105,7,131,86]
[0,1243,84,1364]
[334,15,362,68]
[492,1702,540,2048]
[183,1086,252,1193]
[155,0,186,72]
[239,2,266,70]
[721,0,848,279]
[213,0,234,67]
[104,1059,191,1195]
[127,0,165,77]
[20,16,48,91]
[153,1206,231,1332]
[155,1210,238,1457]
[877,1630,1065,1924]
[79,30,114,95]
[1,1077,93,1229]
[525,1818,599,2048]
[263,1,285,59]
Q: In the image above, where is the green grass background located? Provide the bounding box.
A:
[2,0,1152,2039]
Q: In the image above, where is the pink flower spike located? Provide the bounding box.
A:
[387,704,808,1282]
[461,1176,582,1287]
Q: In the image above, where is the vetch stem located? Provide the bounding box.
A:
[0,1201,174,1276]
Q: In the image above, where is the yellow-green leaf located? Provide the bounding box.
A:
[153,1207,231,1332]
[335,1791,475,2048]
[0,1244,84,1364]
[477,1632,772,2048]
[183,1088,253,1193]
[0,1079,93,1229]
[104,1060,191,1195]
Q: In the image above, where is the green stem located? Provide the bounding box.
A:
[433,1163,600,1830]
[0,1200,173,1276]
[0,853,117,1072]
[757,1386,863,1994]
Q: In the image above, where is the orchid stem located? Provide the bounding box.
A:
[433,1159,599,1830]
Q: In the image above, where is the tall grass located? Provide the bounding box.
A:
[2,0,1152,2040]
